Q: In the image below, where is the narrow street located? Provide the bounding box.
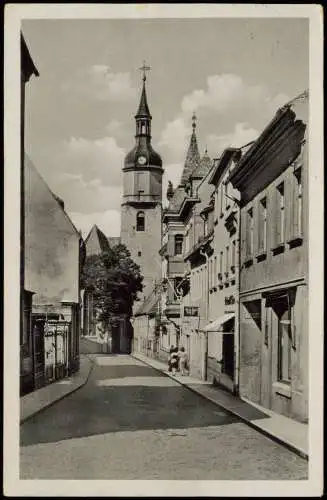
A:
[20,355,308,480]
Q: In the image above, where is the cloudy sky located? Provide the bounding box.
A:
[22,18,308,237]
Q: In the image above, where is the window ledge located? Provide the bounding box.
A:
[271,243,285,255]
[256,250,267,262]
[273,381,291,399]
[287,236,303,248]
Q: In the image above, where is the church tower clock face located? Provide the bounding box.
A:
[137,155,147,165]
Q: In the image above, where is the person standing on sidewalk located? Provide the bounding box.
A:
[178,346,189,376]
[168,345,175,372]
[170,347,179,375]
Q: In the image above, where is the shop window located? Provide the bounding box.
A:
[174,234,183,255]
[136,211,145,232]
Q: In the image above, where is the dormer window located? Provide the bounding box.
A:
[136,211,145,232]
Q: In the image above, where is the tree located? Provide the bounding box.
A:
[81,244,143,336]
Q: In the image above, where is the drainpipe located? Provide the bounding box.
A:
[234,202,241,395]
[200,248,209,381]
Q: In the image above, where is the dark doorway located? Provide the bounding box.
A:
[222,319,234,378]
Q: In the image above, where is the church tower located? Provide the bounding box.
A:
[120,65,163,300]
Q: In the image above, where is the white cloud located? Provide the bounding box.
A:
[181,74,271,115]
[158,74,290,171]
[105,119,123,134]
[63,135,125,187]
[68,209,121,238]
[57,173,123,214]
[64,65,136,102]
[206,123,258,156]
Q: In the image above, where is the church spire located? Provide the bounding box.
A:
[180,113,200,186]
[135,61,152,118]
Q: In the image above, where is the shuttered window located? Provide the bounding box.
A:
[246,207,254,258]
[277,182,285,244]
[258,197,267,252]
[294,168,303,237]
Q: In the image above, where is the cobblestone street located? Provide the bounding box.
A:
[20,355,308,480]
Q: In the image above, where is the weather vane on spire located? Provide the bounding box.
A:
[139,60,151,82]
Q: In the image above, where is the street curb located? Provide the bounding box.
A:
[20,355,94,425]
[132,353,308,461]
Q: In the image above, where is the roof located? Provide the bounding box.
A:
[134,282,161,317]
[21,33,39,82]
[136,79,151,117]
[180,115,200,186]
[190,149,213,179]
[227,90,308,188]
[85,225,110,256]
[24,153,80,239]
[165,185,187,213]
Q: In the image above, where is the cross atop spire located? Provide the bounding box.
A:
[139,60,151,82]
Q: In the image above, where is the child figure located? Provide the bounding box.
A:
[178,346,188,376]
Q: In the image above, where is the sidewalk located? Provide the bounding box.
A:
[132,352,308,460]
[20,354,93,424]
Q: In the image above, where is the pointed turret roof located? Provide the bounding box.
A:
[180,113,200,186]
[85,224,109,256]
[190,147,213,179]
[136,78,151,118]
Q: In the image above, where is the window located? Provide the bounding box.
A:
[174,234,183,255]
[220,183,224,216]
[231,240,236,272]
[136,211,145,231]
[258,197,267,252]
[276,182,285,244]
[294,169,303,237]
[224,183,231,209]
[214,255,218,284]
[204,217,208,236]
[138,251,142,257]
[274,296,292,383]
[225,246,229,275]
[246,208,254,258]
[219,251,223,281]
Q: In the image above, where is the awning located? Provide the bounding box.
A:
[204,313,235,332]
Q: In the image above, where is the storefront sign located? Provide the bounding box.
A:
[184,306,199,317]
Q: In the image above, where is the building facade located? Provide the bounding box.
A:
[120,73,163,302]
[23,154,83,393]
[228,91,309,422]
